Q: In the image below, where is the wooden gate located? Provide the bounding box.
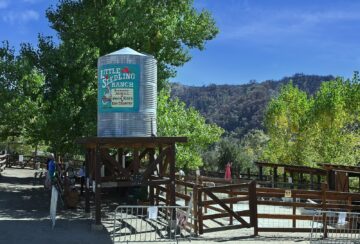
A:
[196,181,257,235]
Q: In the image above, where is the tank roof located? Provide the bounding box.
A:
[106,47,147,56]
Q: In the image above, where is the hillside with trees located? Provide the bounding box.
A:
[171,74,335,138]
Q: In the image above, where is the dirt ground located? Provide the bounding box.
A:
[0,168,310,244]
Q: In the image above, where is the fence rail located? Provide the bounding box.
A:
[112,205,192,243]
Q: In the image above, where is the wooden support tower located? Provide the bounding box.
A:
[77,136,187,226]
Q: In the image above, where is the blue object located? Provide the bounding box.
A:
[48,159,56,178]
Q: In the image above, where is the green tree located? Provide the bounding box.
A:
[13,0,218,155]
[46,0,218,90]
[238,129,269,172]
[310,77,360,165]
[264,75,360,166]
[264,82,312,165]
[157,90,223,169]
[216,137,241,170]
[0,42,45,149]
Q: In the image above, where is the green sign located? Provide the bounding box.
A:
[98,64,140,113]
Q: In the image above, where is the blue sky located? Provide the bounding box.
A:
[1,0,360,86]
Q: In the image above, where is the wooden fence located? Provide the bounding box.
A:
[154,175,360,237]
[154,175,257,235]
[255,184,360,235]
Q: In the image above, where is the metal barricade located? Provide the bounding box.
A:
[112,205,192,243]
[310,210,360,243]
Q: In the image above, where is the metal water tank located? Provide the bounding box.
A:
[97,47,157,137]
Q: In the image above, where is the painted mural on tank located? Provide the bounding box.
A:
[98,64,140,113]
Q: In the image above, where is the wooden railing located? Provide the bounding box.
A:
[154,173,360,237]
[255,184,360,235]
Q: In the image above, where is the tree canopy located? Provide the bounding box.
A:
[264,75,360,166]
[0,0,221,168]
[157,90,223,169]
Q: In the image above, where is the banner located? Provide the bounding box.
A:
[98,64,140,113]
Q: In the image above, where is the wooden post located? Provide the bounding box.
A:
[274,167,278,188]
[247,168,251,179]
[348,196,352,228]
[169,144,176,207]
[95,145,102,225]
[204,190,208,214]
[193,185,199,235]
[85,149,90,213]
[321,183,328,238]
[283,171,287,186]
[317,175,321,190]
[259,166,263,181]
[249,180,258,236]
[310,173,314,190]
[117,148,123,167]
[292,196,296,228]
[133,149,140,173]
[158,146,163,176]
[149,149,155,205]
[229,187,233,225]
[198,189,204,235]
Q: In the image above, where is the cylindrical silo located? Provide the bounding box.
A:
[97,47,157,137]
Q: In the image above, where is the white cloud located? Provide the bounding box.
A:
[0,0,9,9]
[2,10,39,24]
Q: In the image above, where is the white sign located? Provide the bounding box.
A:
[285,190,292,198]
[50,186,58,229]
[19,155,24,162]
[148,206,158,219]
[338,212,347,225]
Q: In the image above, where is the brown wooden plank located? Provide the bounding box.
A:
[142,147,170,181]
[175,180,196,188]
[202,196,249,206]
[76,137,188,147]
[175,191,191,201]
[257,214,313,220]
[207,205,226,213]
[257,200,320,208]
[202,183,250,191]
[203,210,250,220]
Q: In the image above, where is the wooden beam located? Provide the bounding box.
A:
[142,147,170,182]
[85,149,90,213]
[76,137,187,148]
[95,145,101,225]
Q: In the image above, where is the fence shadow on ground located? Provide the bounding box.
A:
[0,219,112,244]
